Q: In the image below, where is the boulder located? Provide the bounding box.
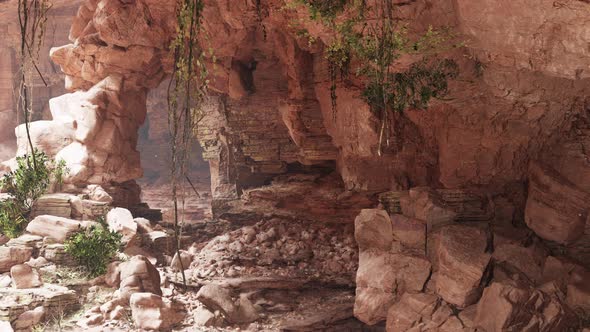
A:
[86,185,114,204]
[118,255,161,302]
[26,215,82,243]
[429,225,491,308]
[566,268,590,314]
[474,281,576,332]
[390,214,426,253]
[170,250,192,272]
[355,251,431,325]
[354,209,393,251]
[130,293,185,331]
[525,162,589,245]
[0,246,33,273]
[196,284,259,324]
[107,207,138,245]
[14,306,45,330]
[10,264,42,289]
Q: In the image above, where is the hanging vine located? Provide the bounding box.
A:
[16,0,52,169]
[168,0,209,288]
[289,0,459,155]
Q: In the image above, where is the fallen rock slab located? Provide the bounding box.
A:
[0,246,33,273]
[26,215,82,243]
[429,224,491,308]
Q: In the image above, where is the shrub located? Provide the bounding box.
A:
[64,218,122,277]
[0,150,68,238]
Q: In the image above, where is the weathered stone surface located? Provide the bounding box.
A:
[196,284,259,324]
[26,215,82,243]
[354,209,393,251]
[10,264,42,289]
[118,255,161,302]
[386,292,459,332]
[429,225,491,308]
[30,194,73,219]
[390,214,426,253]
[14,306,45,330]
[0,246,33,273]
[193,306,218,327]
[493,243,547,285]
[0,284,79,322]
[170,250,192,272]
[130,293,185,331]
[355,251,431,325]
[42,244,77,266]
[400,188,457,232]
[107,207,138,245]
[525,162,590,245]
[474,281,576,332]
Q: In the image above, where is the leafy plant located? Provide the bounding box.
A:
[0,150,68,238]
[289,0,460,154]
[64,218,122,277]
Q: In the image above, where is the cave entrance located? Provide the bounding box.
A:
[136,81,213,224]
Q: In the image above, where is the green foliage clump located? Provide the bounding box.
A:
[0,150,68,238]
[64,218,122,277]
[289,0,461,154]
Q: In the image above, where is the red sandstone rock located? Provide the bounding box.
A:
[10,264,42,289]
[26,215,82,243]
[429,225,490,308]
[355,250,431,325]
[354,209,393,251]
[130,292,185,331]
[390,214,426,253]
[493,243,547,285]
[474,281,576,332]
[118,255,161,302]
[525,162,590,245]
[0,246,33,273]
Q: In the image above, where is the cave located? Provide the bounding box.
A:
[0,0,589,331]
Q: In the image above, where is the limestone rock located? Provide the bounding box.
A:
[429,225,491,308]
[26,215,82,243]
[130,293,185,331]
[10,264,42,289]
[0,246,33,273]
[118,255,161,302]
